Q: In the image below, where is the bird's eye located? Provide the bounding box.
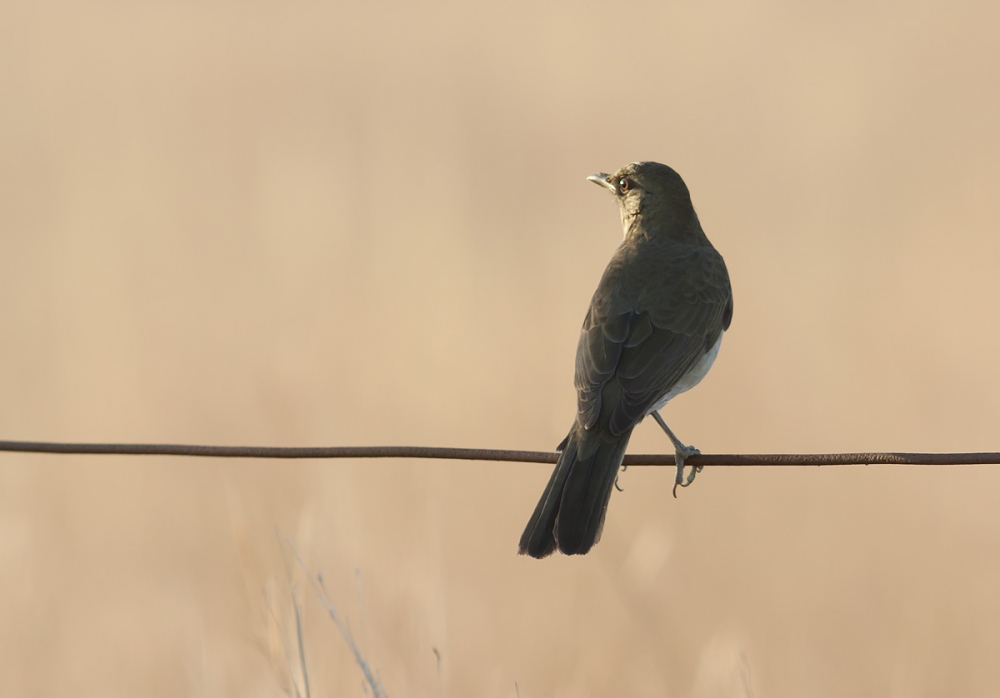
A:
[618,178,630,192]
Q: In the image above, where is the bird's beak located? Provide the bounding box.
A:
[587,173,616,192]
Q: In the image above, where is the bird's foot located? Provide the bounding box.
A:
[650,411,703,497]
[672,444,702,498]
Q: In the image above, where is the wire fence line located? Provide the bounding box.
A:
[1,440,999,466]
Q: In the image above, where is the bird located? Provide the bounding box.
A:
[518,161,733,558]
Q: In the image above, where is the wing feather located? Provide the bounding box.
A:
[574,243,732,436]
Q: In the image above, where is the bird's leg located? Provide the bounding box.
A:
[651,411,702,498]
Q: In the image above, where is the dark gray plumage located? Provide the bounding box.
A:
[519,162,733,558]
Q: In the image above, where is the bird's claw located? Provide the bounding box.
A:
[650,411,704,497]
[671,445,702,498]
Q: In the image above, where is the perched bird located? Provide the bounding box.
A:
[519,162,732,558]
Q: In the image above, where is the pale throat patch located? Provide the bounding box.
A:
[647,331,724,414]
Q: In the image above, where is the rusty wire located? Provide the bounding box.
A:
[1,440,999,466]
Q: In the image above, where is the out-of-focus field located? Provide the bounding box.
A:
[2,1,1000,696]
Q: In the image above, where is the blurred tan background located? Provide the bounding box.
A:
[2,0,1000,695]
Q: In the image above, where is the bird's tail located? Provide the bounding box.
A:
[519,426,632,558]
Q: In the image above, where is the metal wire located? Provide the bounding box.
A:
[1,440,999,466]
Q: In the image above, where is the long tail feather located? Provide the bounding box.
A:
[519,427,632,558]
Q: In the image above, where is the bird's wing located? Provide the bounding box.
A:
[575,245,731,436]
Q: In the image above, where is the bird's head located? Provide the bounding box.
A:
[587,161,698,240]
